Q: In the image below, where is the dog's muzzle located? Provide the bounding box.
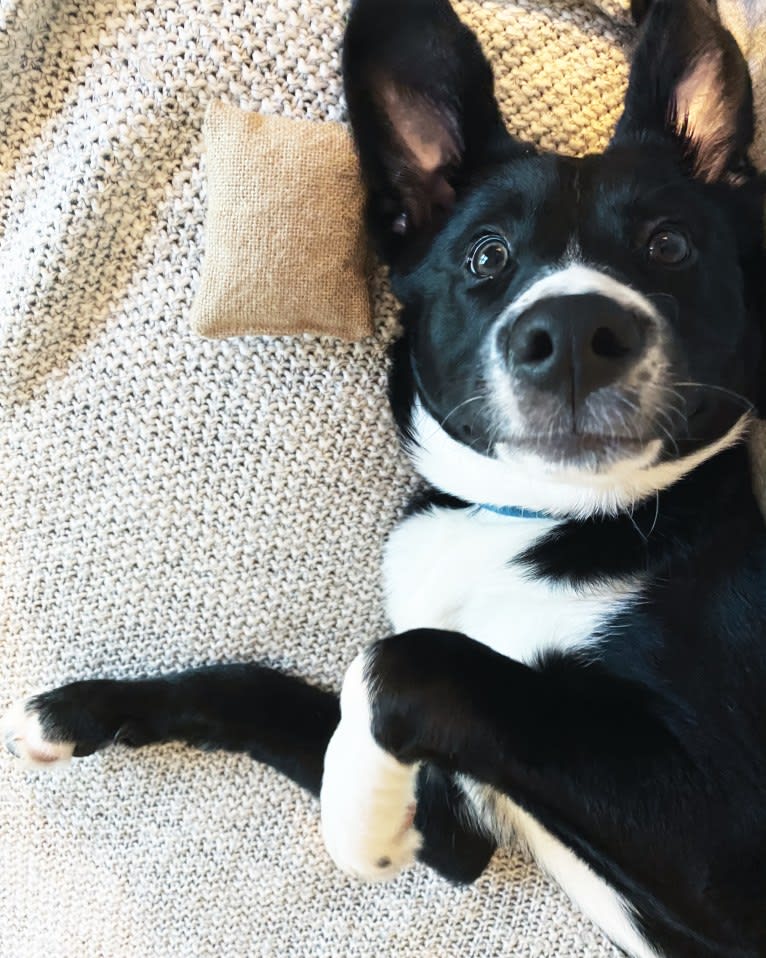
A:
[499,293,651,409]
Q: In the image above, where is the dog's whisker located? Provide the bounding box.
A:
[652,418,680,458]
[655,384,689,411]
[438,395,484,431]
[673,381,755,412]
[647,490,660,540]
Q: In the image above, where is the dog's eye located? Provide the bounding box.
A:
[647,228,691,267]
[467,235,511,279]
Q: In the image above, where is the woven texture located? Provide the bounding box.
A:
[718,0,766,164]
[190,103,373,340]
[0,2,762,957]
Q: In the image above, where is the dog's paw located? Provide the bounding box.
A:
[320,653,422,882]
[1,695,76,768]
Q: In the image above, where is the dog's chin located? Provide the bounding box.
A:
[496,434,663,477]
[408,398,750,517]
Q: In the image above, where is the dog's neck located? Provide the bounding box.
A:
[408,442,762,598]
[405,398,754,522]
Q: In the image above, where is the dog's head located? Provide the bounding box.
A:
[344,0,766,516]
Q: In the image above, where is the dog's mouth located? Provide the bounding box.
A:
[515,433,648,455]
[496,432,658,470]
[483,382,667,470]
[414,357,727,475]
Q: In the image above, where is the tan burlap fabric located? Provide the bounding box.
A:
[190,103,373,340]
[0,2,763,957]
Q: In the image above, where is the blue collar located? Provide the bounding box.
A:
[477,503,553,520]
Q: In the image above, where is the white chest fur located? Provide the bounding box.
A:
[383,504,641,663]
[381,504,659,958]
[323,503,656,957]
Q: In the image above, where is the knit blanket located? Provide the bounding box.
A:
[1,2,762,957]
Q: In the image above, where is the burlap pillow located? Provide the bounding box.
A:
[190,101,374,341]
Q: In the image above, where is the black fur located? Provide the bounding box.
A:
[23,668,494,885]
[517,442,764,588]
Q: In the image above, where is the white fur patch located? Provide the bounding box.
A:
[463,781,661,958]
[320,654,422,882]
[381,501,659,958]
[384,504,641,663]
[408,399,750,519]
[1,697,75,768]
[500,264,662,326]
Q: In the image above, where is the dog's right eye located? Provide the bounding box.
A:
[646,228,693,267]
[467,235,511,279]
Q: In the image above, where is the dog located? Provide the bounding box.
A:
[4,0,766,955]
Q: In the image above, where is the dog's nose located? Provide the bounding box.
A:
[504,294,647,403]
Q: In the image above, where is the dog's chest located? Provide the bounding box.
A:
[383,505,641,663]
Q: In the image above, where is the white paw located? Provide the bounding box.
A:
[320,654,422,882]
[1,696,75,768]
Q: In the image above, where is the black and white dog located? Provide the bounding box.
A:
[4,0,766,955]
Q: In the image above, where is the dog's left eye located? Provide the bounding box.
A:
[647,228,692,267]
[467,235,511,279]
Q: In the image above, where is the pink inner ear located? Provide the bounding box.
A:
[378,82,461,225]
[381,85,460,174]
[672,50,733,181]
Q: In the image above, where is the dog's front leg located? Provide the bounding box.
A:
[320,652,424,881]
[2,666,339,794]
[322,628,693,887]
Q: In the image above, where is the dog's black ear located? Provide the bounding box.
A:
[343,0,519,266]
[614,0,754,183]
